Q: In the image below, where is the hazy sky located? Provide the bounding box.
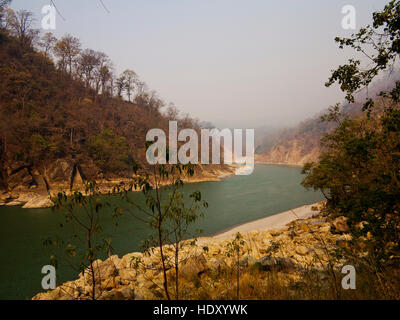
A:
[11,0,390,128]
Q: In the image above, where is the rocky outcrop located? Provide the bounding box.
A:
[21,195,54,209]
[33,211,352,300]
[0,160,235,209]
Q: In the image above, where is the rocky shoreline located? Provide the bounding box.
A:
[0,164,236,209]
[33,201,353,300]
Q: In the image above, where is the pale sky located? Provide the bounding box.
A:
[11,0,390,128]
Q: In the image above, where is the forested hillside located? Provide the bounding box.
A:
[0,6,231,202]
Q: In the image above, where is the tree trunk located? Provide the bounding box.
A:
[0,136,8,190]
[175,243,179,300]
[158,220,171,300]
[88,228,96,300]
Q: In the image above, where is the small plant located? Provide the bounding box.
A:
[119,159,207,300]
[266,240,281,256]
[225,232,246,300]
[165,190,208,299]
[44,181,121,300]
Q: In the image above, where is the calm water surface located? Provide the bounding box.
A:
[0,164,323,299]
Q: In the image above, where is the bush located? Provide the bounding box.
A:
[302,106,400,264]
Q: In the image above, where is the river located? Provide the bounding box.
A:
[0,164,323,299]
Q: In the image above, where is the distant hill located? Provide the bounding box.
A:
[255,113,339,166]
[255,71,400,166]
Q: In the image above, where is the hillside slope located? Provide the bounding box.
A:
[255,113,341,166]
[0,32,233,207]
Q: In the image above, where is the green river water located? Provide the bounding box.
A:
[0,164,323,300]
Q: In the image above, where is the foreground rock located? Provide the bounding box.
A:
[330,216,350,234]
[33,207,351,300]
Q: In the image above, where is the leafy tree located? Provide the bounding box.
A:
[98,65,112,96]
[326,0,400,112]
[53,34,81,75]
[165,190,207,299]
[303,1,400,267]
[302,107,400,265]
[122,69,138,102]
[115,74,125,98]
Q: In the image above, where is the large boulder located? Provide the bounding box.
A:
[207,258,228,273]
[82,258,118,285]
[255,256,296,273]
[105,287,136,300]
[119,268,137,282]
[295,246,311,256]
[108,255,124,270]
[238,256,257,269]
[330,216,350,234]
[335,234,353,248]
[5,199,25,206]
[121,252,142,269]
[22,195,53,208]
[32,287,63,300]
[180,253,207,279]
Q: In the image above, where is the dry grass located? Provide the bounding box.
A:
[175,263,400,300]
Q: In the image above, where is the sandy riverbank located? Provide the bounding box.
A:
[211,202,324,240]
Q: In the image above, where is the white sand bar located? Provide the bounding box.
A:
[212,202,322,240]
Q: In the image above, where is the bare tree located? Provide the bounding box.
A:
[93,52,111,94]
[5,9,39,48]
[77,49,101,87]
[165,103,180,120]
[38,32,57,59]
[0,0,12,27]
